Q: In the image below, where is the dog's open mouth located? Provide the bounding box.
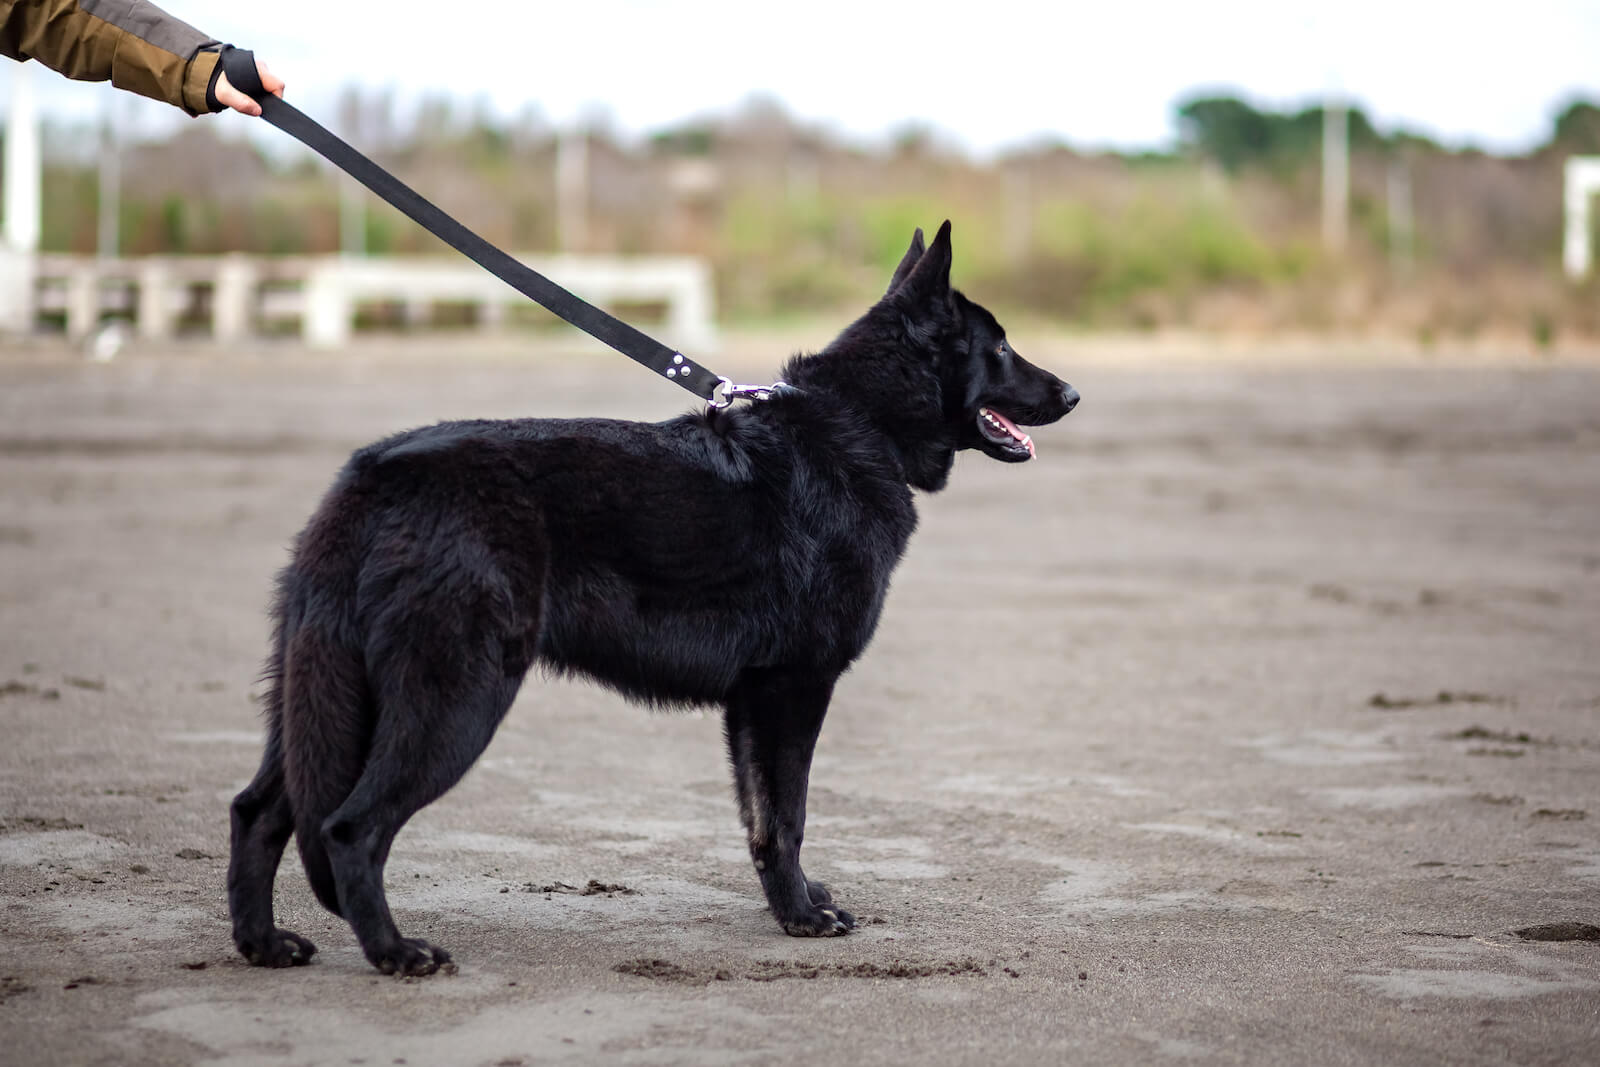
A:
[977,407,1035,461]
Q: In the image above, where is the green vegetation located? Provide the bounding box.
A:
[20,90,1600,336]
[1015,191,1304,316]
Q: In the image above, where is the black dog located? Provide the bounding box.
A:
[227,221,1078,975]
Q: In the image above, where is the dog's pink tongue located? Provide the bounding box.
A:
[988,408,1036,458]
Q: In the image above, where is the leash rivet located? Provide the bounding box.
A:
[673,354,685,365]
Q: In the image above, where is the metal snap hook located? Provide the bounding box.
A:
[709,377,791,409]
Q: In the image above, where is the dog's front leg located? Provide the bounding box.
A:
[724,667,855,936]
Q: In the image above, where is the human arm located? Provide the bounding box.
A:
[0,0,281,116]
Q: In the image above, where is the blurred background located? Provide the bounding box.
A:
[3,0,1600,349]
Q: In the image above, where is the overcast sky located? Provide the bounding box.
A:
[10,0,1600,155]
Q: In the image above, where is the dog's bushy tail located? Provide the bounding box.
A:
[272,577,373,918]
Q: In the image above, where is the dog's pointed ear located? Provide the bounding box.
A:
[894,220,952,304]
[885,227,926,295]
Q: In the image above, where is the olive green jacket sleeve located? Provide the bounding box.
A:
[0,0,223,116]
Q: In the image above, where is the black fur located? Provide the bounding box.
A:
[226,221,1079,975]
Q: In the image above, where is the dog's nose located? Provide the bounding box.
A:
[1059,383,1080,413]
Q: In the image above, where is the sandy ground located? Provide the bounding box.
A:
[1,333,1598,1066]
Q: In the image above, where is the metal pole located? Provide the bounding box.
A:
[1322,92,1348,253]
[1,63,42,335]
[3,63,42,254]
[340,173,365,257]
[97,100,120,258]
[557,128,589,253]
[1386,157,1413,278]
[338,90,365,257]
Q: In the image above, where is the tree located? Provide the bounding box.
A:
[1177,96,1274,171]
[1552,99,1600,154]
[1177,94,1388,172]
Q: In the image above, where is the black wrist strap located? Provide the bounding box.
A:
[219,48,721,402]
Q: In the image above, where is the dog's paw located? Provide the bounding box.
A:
[239,928,317,968]
[780,904,857,937]
[805,879,835,907]
[372,937,454,977]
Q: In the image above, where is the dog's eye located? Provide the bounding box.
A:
[995,342,1008,357]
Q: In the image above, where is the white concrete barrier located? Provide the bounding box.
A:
[18,253,718,351]
[1564,156,1600,281]
[297,254,717,351]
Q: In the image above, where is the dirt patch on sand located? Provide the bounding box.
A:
[614,957,990,985]
[1514,923,1600,942]
[1369,691,1503,709]
[524,880,640,897]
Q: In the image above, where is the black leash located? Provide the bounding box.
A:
[221,48,778,407]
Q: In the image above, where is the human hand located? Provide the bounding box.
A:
[214,58,284,116]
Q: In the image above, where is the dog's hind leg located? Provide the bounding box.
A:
[228,726,317,967]
[320,649,524,976]
[724,666,855,937]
